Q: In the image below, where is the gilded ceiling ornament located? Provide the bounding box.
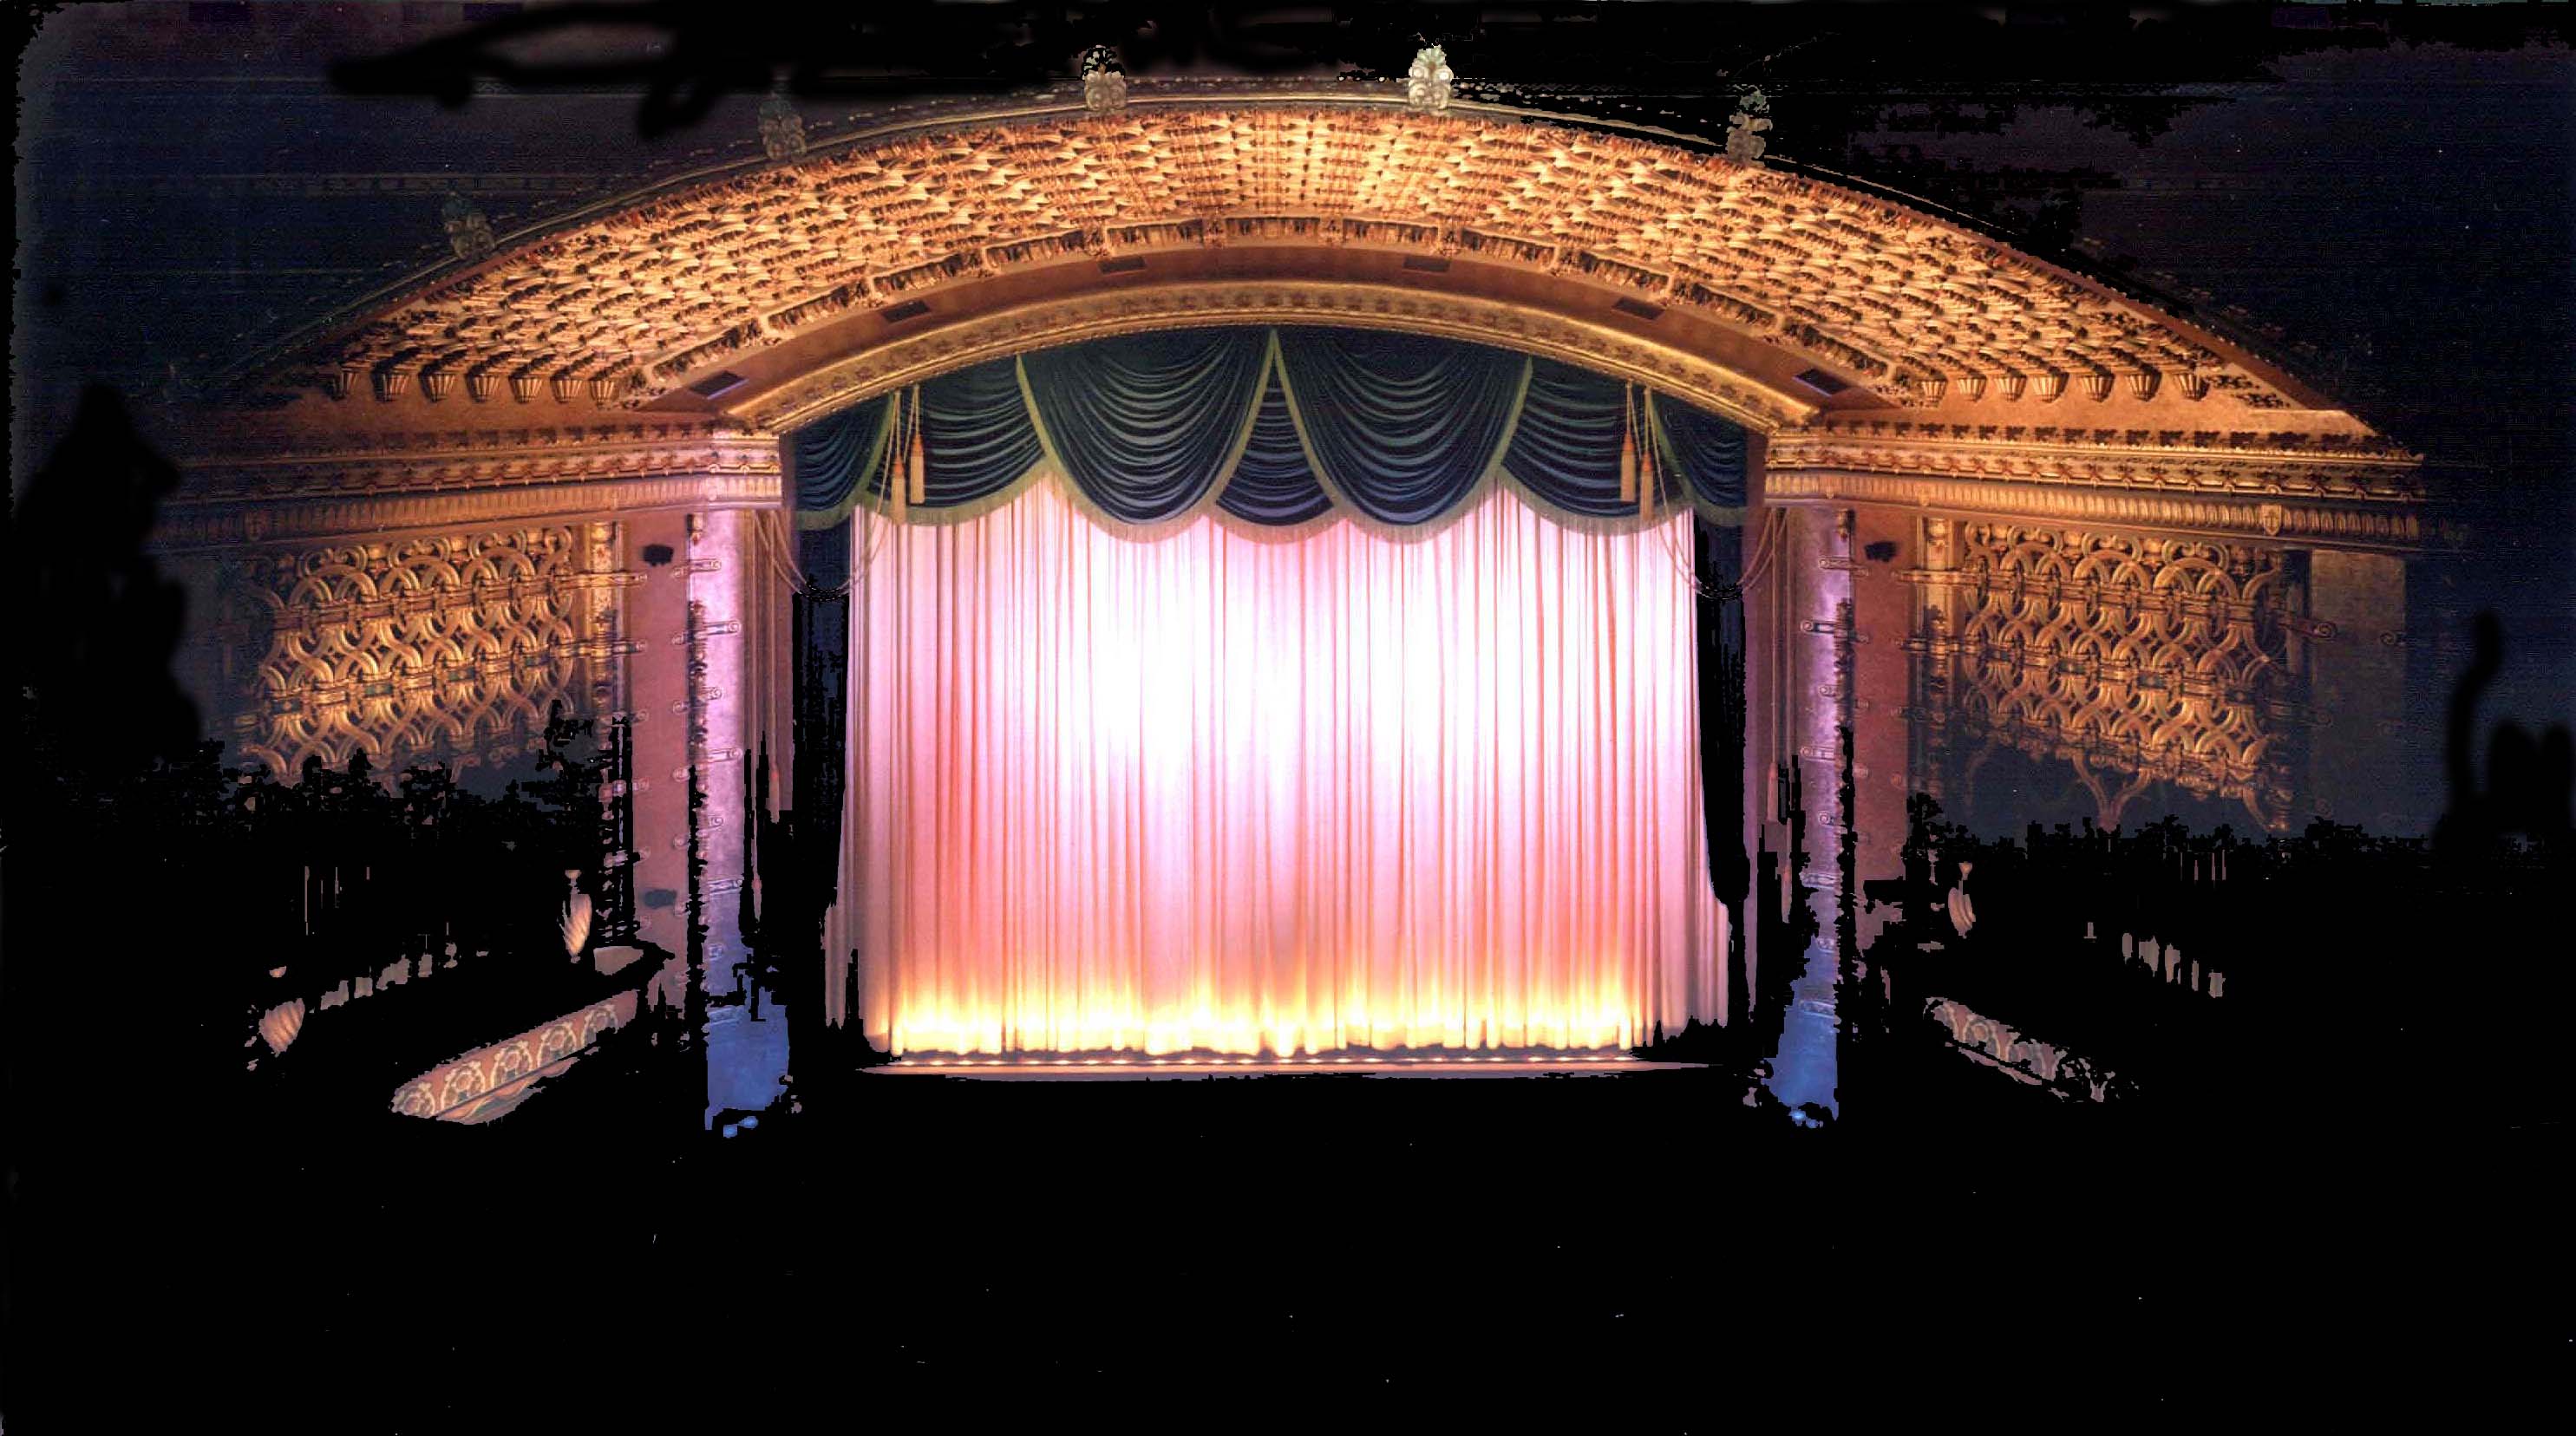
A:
[1405,47,1455,113]
[759,85,808,160]
[441,192,495,263]
[1080,47,1128,114]
[1725,88,1773,163]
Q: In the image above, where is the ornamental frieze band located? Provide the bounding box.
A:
[740,281,1814,434]
[1766,439,2422,505]
[1764,470,2424,552]
[152,473,783,552]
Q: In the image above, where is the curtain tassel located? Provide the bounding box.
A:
[1618,406,1639,506]
[888,401,909,522]
[906,387,928,507]
[1637,408,1655,517]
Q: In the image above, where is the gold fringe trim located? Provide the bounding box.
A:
[793,393,899,530]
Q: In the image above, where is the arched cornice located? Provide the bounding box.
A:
[740,280,1813,434]
[232,94,2379,444]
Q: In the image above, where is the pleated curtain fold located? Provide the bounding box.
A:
[823,474,1726,1056]
[790,326,1751,533]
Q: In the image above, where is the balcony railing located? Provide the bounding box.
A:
[1862,797,2573,1118]
[232,709,652,1111]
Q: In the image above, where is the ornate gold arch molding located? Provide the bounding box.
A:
[187,91,2427,560]
[739,280,1812,435]
[226,97,2374,437]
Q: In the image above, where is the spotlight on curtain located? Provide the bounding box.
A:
[837,478,1723,1056]
[805,327,1746,1058]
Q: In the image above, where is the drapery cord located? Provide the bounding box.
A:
[844,388,909,584]
[1638,386,1744,605]
[1739,507,1786,590]
[790,386,897,531]
[1647,490,1721,602]
[775,388,903,600]
[751,506,829,597]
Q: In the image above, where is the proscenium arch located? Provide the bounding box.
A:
[160,87,2439,1026]
[239,92,2389,453]
[749,280,1811,438]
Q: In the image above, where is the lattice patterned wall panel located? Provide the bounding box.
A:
[1906,520,2303,830]
[215,524,631,775]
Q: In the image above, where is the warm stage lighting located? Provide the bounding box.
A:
[875,994,1666,1062]
[880,1048,1648,1074]
[839,479,1727,1061]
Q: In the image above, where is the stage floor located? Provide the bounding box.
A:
[864,1052,1703,1079]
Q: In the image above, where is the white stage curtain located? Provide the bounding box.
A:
[824,474,1724,1055]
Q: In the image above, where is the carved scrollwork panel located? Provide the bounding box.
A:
[1913,522,2299,830]
[218,525,605,776]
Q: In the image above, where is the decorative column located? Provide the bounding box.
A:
[1908,514,1965,808]
[580,519,629,726]
[683,509,749,994]
[1787,508,1855,902]
[684,507,790,1124]
[1844,507,1913,950]
[1758,501,1850,1116]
